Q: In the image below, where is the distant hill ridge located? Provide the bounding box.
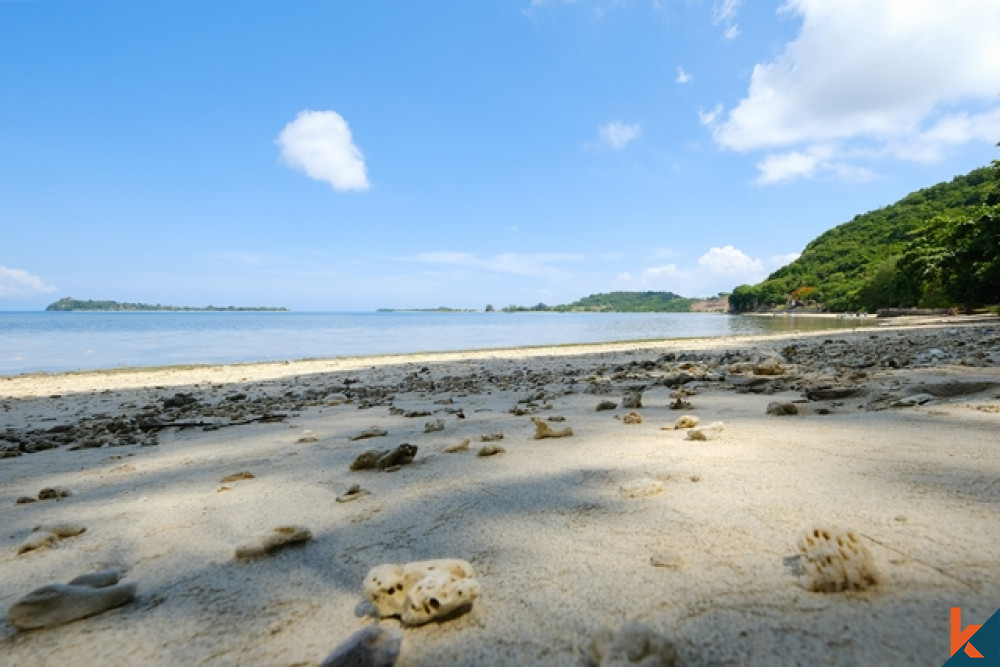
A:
[45,298,289,312]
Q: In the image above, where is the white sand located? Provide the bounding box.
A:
[1,320,998,665]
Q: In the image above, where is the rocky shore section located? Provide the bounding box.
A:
[1,318,998,665]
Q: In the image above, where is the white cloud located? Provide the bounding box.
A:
[598,121,642,150]
[708,0,1000,183]
[712,0,742,40]
[676,67,691,84]
[277,110,370,192]
[0,265,55,297]
[616,245,795,296]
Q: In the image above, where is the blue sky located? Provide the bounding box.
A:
[2,0,999,311]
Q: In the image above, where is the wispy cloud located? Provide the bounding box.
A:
[0,265,55,297]
[413,251,584,279]
[277,110,370,192]
[704,0,1000,184]
[676,67,691,84]
[712,0,742,40]
[597,121,642,150]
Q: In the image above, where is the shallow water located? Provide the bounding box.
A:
[0,311,879,375]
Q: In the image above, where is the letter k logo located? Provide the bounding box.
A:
[953,608,985,658]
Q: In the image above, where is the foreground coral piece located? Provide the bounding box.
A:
[531,418,573,439]
[442,438,470,453]
[363,559,480,626]
[587,620,678,667]
[674,415,700,429]
[320,624,402,667]
[235,525,312,559]
[797,525,878,592]
[8,570,137,629]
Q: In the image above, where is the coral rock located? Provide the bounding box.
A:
[588,620,677,667]
[320,624,403,667]
[622,391,643,409]
[443,439,471,453]
[336,484,371,503]
[685,421,724,441]
[363,559,479,626]
[37,486,72,500]
[797,525,878,592]
[531,418,573,439]
[480,433,505,442]
[674,415,700,429]
[349,428,389,442]
[377,444,418,469]
[8,573,136,629]
[235,525,312,559]
[596,401,618,411]
[668,397,692,410]
[220,471,255,483]
[424,419,444,433]
[477,445,506,457]
[622,411,643,425]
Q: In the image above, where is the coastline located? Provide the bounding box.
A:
[2,318,998,664]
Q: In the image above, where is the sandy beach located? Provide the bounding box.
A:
[1,318,998,666]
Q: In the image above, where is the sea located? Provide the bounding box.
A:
[0,311,880,376]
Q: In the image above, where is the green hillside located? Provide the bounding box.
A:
[730,161,1000,312]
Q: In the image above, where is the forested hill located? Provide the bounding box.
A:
[730,162,1000,312]
[501,291,695,312]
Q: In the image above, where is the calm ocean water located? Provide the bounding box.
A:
[0,311,879,376]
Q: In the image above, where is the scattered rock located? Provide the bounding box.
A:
[587,620,677,667]
[620,478,665,498]
[404,410,432,418]
[596,401,618,411]
[220,471,255,483]
[376,444,418,469]
[892,393,935,407]
[480,433,505,442]
[796,525,878,592]
[685,421,724,441]
[297,435,319,444]
[622,411,643,425]
[424,419,444,433]
[622,391,643,409]
[163,393,199,409]
[477,445,506,457]
[37,486,72,500]
[8,570,137,630]
[531,418,573,439]
[668,397,692,410]
[674,415,700,429]
[443,439,471,453]
[753,358,786,376]
[235,525,312,560]
[805,385,858,401]
[351,450,384,471]
[350,428,389,441]
[766,401,799,416]
[17,523,87,555]
[320,624,403,667]
[547,415,566,422]
[336,484,371,503]
[15,496,37,505]
[363,559,480,626]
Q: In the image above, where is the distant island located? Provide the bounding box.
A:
[376,307,477,313]
[45,298,289,312]
[378,292,729,314]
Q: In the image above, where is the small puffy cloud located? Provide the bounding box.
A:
[0,265,55,297]
[277,110,370,192]
[598,121,642,150]
[676,67,691,84]
[708,0,1000,184]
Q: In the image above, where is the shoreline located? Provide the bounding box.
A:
[2,318,998,664]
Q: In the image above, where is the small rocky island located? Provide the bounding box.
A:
[45,298,289,312]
